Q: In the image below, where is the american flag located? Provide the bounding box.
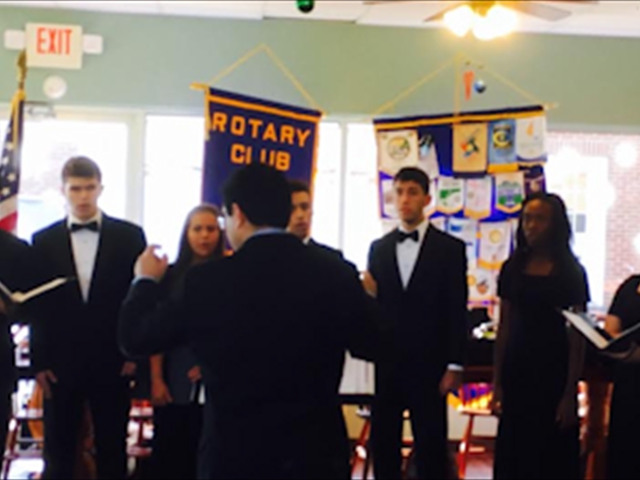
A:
[0,89,25,233]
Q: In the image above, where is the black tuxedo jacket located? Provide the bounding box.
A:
[308,238,359,275]
[119,233,379,478]
[31,214,146,378]
[0,230,50,389]
[368,225,468,378]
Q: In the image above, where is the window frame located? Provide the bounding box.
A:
[0,104,146,228]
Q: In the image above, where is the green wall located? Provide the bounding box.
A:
[0,5,639,128]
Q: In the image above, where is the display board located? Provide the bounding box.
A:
[373,105,548,305]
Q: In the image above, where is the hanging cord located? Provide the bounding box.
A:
[371,56,456,116]
[191,43,322,111]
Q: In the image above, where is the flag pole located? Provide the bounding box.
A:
[16,50,27,91]
[0,51,27,233]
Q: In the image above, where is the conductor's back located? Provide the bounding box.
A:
[120,164,378,479]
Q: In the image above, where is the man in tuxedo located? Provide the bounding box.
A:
[31,156,146,479]
[287,179,346,259]
[119,164,379,479]
[365,167,468,479]
[0,230,50,457]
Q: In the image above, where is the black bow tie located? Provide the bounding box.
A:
[397,230,419,243]
[70,221,99,233]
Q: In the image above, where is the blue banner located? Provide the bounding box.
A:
[201,88,322,208]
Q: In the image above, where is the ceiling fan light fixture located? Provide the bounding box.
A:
[443,2,518,40]
[443,4,475,37]
[471,13,495,41]
[485,4,518,38]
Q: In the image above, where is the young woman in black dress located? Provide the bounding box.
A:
[492,192,590,479]
[147,204,225,479]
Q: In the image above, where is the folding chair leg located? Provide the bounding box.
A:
[1,418,19,480]
[457,414,475,479]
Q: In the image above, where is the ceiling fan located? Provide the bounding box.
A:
[362,0,598,23]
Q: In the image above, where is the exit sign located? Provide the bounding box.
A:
[25,23,83,69]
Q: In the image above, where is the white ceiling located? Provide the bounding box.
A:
[1,1,640,39]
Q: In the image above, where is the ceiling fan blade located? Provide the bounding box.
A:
[422,1,465,22]
[502,1,573,21]
[362,1,408,4]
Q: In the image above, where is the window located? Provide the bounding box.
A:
[0,110,131,241]
[545,142,608,307]
[311,122,342,248]
[546,132,640,309]
[343,123,382,270]
[143,115,205,261]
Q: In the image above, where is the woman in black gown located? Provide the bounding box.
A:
[605,275,640,479]
[492,192,590,479]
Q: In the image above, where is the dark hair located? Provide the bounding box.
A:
[289,179,310,196]
[62,156,102,183]
[222,164,291,228]
[173,204,224,277]
[513,192,575,269]
[393,167,430,194]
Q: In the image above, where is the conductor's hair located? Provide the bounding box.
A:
[222,164,291,228]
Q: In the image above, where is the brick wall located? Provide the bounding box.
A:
[548,132,640,309]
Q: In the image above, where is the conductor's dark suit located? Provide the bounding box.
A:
[119,232,379,479]
[307,238,359,276]
[31,214,146,479]
[367,224,468,479]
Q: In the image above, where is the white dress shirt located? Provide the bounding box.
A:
[67,211,102,303]
[396,217,463,372]
[396,218,430,289]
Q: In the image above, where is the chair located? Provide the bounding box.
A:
[1,406,44,480]
[351,405,373,479]
[456,383,494,479]
[350,406,413,480]
[127,399,153,478]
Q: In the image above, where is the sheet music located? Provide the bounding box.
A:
[0,277,71,304]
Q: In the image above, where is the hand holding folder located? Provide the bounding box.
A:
[561,309,640,363]
[0,277,71,305]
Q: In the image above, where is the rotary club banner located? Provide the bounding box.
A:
[377,129,420,218]
[495,171,525,214]
[452,123,488,174]
[201,87,322,207]
[447,217,479,267]
[464,177,493,220]
[418,132,440,179]
[437,176,465,214]
[468,268,497,304]
[516,114,547,165]
[377,129,419,175]
[478,222,512,270]
[488,119,518,173]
